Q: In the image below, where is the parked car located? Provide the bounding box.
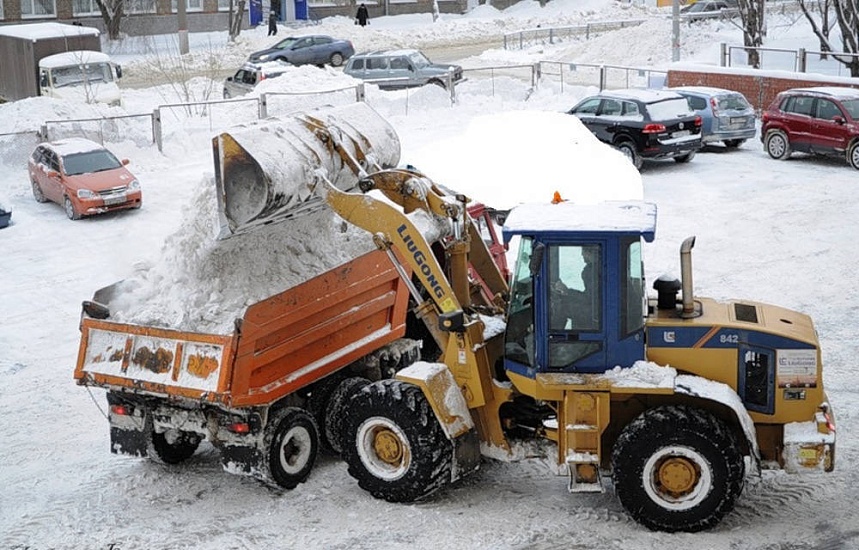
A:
[343,49,465,90]
[760,86,859,170]
[247,35,355,67]
[223,61,291,99]
[28,138,142,220]
[567,88,702,169]
[671,86,756,148]
[0,204,10,228]
[680,0,739,20]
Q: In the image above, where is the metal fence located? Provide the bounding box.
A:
[540,61,667,93]
[722,43,859,78]
[503,19,647,50]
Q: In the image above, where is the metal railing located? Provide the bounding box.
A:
[503,19,647,50]
[539,61,667,92]
[722,43,859,77]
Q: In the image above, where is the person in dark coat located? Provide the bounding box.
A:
[355,3,369,27]
[268,10,277,36]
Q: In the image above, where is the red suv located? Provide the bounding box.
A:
[761,86,859,170]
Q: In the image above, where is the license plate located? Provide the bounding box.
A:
[103,193,127,206]
[673,130,690,138]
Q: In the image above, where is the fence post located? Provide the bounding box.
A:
[532,63,541,89]
[259,94,268,119]
[549,28,554,45]
[586,23,590,40]
[720,43,727,67]
[153,108,163,153]
[447,72,455,105]
[519,32,523,50]
[356,83,365,103]
[798,48,806,72]
[599,65,607,91]
[504,34,508,50]
[40,124,48,141]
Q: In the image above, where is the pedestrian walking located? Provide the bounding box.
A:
[268,10,277,36]
[355,3,369,27]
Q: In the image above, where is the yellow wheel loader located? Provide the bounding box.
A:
[212,103,835,533]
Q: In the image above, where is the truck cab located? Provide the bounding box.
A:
[38,50,122,106]
[502,200,655,378]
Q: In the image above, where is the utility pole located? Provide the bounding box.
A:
[178,0,189,55]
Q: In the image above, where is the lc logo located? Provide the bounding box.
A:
[663,331,676,343]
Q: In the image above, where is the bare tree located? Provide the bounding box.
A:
[228,0,247,41]
[735,0,766,68]
[94,0,126,41]
[798,0,859,75]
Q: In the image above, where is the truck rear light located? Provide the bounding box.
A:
[110,404,131,416]
[228,422,251,434]
[819,403,836,433]
[642,123,666,134]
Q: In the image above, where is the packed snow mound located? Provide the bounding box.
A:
[106,174,377,334]
[407,109,643,209]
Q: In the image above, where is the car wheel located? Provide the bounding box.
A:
[723,139,745,149]
[674,150,696,163]
[223,88,231,99]
[31,180,48,203]
[848,140,859,170]
[64,196,81,220]
[276,56,289,64]
[765,130,791,160]
[330,52,345,67]
[616,140,643,170]
[428,79,447,90]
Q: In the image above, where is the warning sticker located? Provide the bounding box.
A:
[777,349,818,388]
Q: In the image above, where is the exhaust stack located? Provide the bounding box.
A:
[680,236,698,318]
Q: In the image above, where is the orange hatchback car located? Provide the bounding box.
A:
[28,138,142,220]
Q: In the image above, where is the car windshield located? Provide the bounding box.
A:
[52,62,113,88]
[407,51,432,69]
[273,37,299,50]
[62,149,122,176]
[841,98,859,119]
[646,98,694,120]
[718,94,751,110]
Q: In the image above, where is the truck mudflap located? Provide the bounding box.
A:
[782,405,836,473]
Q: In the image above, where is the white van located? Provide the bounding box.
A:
[39,50,123,106]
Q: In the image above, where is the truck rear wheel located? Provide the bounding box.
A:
[148,429,202,465]
[324,376,370,454]
[611,405,745,532]
[341,379,452,503]
[264,407,318,490]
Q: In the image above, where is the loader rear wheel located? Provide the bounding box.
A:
[324,376,370,455]
[264,407,318,490]
[148,429,202,465]
[611,405,744,533]
[342,379,452,503]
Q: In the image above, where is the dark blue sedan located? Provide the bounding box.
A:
[248,35,355,67]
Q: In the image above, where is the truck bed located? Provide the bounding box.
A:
[74,249,411,407]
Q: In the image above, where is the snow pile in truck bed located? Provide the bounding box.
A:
[106,174,380,334]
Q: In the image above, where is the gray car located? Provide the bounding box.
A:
[223,61,291,99]
[248,35,355,67]
[343,49,465,90]
[671,86,757,148]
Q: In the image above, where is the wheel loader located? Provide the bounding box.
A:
[81,103,835,533]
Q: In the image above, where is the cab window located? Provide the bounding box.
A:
[505,237,536,368]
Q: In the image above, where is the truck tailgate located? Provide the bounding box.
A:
[75,320,236,402]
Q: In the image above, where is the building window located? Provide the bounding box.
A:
[217,0,230,11]
[73,0,99,15]
[172,0,203,12]
[127,0,157,14]
[21,0,57,17]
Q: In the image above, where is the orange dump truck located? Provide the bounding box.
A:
[74,249,418,489]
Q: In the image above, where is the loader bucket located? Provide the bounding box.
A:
[213,103,401,238]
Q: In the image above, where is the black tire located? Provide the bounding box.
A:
[32,180,47,203]
[616,140,643,170]
[765,130,791,160]
[64,196,81,220]
[723,139,745,149]
[324,376,370,454]
[305,373,346,452]
[847,140,859,170]
[341,379,452,503]
[428,79,447,89]
[330,52,345,67]
[263,407,318,490]
[611,405,745,533]
[276,56,289,64]
[674,150,696,163]
[147,429,202,465]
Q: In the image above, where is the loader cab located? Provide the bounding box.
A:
[501,201,656,378]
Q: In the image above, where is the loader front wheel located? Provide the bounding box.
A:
[611,405,745,533]
[264,407,318,490]
[342,379,452,503]
[148,429,202,465]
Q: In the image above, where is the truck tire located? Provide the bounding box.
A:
[148,429,202,465]
[611,405,745,533]
[324,376,370,454]
[264,407,318,490]
[306,373,346,452]
[341,379,452,503]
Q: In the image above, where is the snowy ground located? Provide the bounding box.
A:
[2,1,858,548]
